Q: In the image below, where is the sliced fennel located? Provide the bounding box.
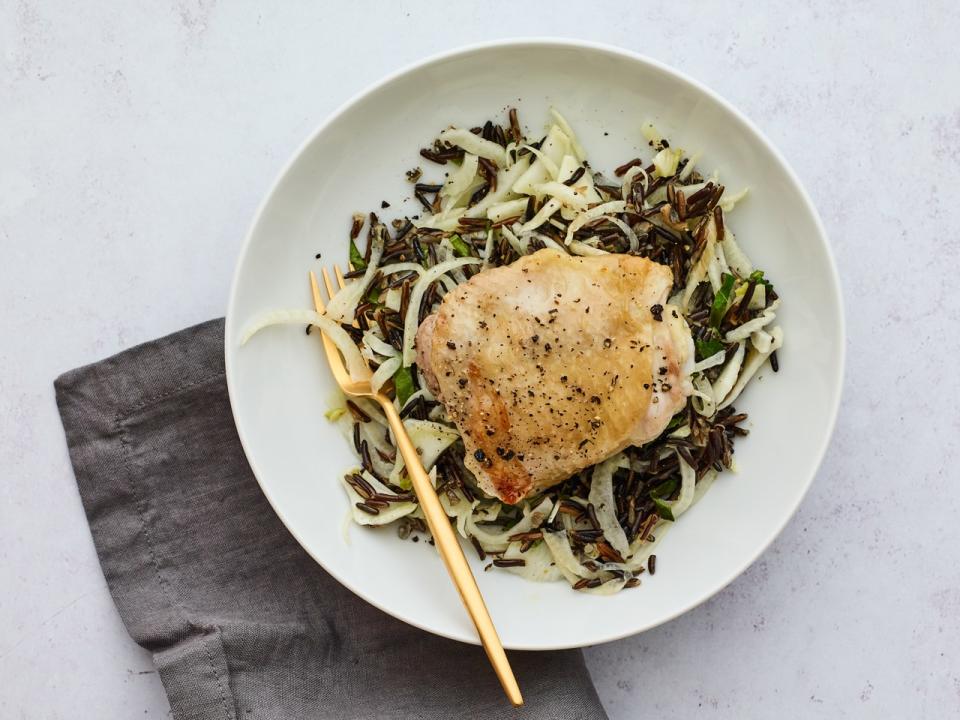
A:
[401,257,482,366]
[388,419,460,489]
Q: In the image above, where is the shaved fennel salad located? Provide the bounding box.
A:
[244,107,783,593]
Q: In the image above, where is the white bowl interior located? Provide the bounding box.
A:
[226,41,843,650]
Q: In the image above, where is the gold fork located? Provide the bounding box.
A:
[310,267,523,707]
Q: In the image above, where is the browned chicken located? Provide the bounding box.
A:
[416,249,693,504]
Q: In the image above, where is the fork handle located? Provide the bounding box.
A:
[378,399,523,707]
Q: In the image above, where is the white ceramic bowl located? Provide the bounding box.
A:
[225,39,844,650]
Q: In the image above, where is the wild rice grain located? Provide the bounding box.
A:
[345,474,373,500]
[596,541,625,564]
[395,219,414,241]
[349,214,364,240]
[508,530,543,542]
[470,535,486,561]
[419,148,448,164]
[586,502,601,529]
[346,399,371,423]
[509,108,522,143]
[648,554,657,575]
[563,166,586,186]
[414,191,433,212]
[614,158,642,177]
[360,440,384,481]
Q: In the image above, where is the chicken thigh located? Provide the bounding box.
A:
[416,249,693,504]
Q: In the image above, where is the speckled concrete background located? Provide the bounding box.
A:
[2,2,958,718]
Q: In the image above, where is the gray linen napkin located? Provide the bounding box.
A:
[55,319,608,720]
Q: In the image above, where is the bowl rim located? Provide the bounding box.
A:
[225,37,846,650]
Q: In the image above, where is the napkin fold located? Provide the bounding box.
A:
[55,319,608,720]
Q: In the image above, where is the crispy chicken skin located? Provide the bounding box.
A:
[416,249,693,504]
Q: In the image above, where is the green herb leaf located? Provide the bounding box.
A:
[709,273,736,329]
[393,364,416,407]
[695,336,725,361]
[666,412,687,431]
[349,240,366,271]
[650,476,680,521]
[748,268,775,290]
[652,496,676,521]
[449,234,472,257]
[649,477,679,500]
[365,286,381,303]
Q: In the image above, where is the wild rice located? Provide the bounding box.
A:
[352,423,362,454]
[360,440,384,481]
[586,503,601,530]
[345,473,373,500]
[349,214,364,240]
[508,108,522,143]
[346,399,370,423]
[470,535,486,560]
[595,541,625,564]
[563,166,586,186]
[614,158,642,176]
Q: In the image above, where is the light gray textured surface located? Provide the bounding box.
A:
[1,2,957,718]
